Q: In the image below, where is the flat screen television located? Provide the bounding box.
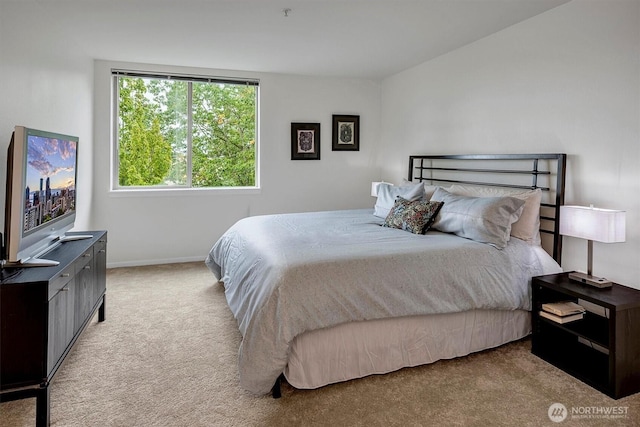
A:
[3,126,89,266]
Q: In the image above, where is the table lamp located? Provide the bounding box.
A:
[371,181,384,197]
[559,205,626,288]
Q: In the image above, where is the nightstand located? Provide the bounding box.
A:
[531,272,640,399]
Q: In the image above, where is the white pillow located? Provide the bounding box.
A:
[448,185,542,245]
[373,182,424,218]
[401,179,441,200]
[430,187,526,249]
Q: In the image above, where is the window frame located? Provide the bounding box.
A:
[111,69,260,192]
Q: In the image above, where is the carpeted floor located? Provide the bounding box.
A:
[1,262,639,426]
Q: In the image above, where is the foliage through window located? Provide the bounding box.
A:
[113,71,258,189]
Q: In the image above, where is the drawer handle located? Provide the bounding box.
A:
[99,239,106,243]
[61,273,70,278]
[99,249,106,253]
[83,253,92,258]
[61,287,69,292]
[84,266,91,270]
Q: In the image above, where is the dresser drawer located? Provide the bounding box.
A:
[94,239,107,258]
[48,264,75,300]
[75,248,93,273]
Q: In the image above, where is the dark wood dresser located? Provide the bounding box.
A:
[0,231,107,426]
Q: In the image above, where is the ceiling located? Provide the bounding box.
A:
[8,0,570,80]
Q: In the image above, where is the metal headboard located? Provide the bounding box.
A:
[408,154,567,264]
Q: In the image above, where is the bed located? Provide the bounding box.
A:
[205,153,567,397]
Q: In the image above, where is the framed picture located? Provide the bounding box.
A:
[332,114,359,151]
[291,123,321,160]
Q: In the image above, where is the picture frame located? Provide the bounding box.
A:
[332,114,359,151]
[291,122,321,160]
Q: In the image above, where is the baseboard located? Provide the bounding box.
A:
[107,255,206,269]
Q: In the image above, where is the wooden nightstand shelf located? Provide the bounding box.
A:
[532,272,640,399]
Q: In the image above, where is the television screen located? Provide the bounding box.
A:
[23,133,77,236]
[3,126,80,265]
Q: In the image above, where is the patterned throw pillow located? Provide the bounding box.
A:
[383,197,444,234]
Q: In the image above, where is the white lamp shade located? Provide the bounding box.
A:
[559,205,626,243]
[371,181,383,197]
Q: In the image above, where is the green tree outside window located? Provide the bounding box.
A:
[115,73,257,188]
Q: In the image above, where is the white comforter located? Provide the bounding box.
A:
[205,209,561,395]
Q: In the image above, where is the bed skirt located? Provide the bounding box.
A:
[284,309,530,389]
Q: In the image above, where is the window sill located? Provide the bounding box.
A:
[108,187,261,198]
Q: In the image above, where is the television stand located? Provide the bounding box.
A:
[0,231,107,426]
[3,234,95,268]
[16,257,60,267]
[2,257,61,268]
[59,234,93,242]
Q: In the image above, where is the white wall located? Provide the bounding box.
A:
[0,1,94,233]
[380,0,640,288]
[3,0,638,285]
[93,61,381,266]
[1,3,381,268]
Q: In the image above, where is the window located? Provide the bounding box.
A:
[112,70,258,190]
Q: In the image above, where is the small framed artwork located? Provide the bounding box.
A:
[291,123,321,160]
[332,114,359,151]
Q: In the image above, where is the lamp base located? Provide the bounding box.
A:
[568,271,612,288]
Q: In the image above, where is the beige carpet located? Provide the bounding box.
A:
[1,262,639,427]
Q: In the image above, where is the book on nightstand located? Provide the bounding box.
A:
[541,301,586,317]
[539,310,584,324]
